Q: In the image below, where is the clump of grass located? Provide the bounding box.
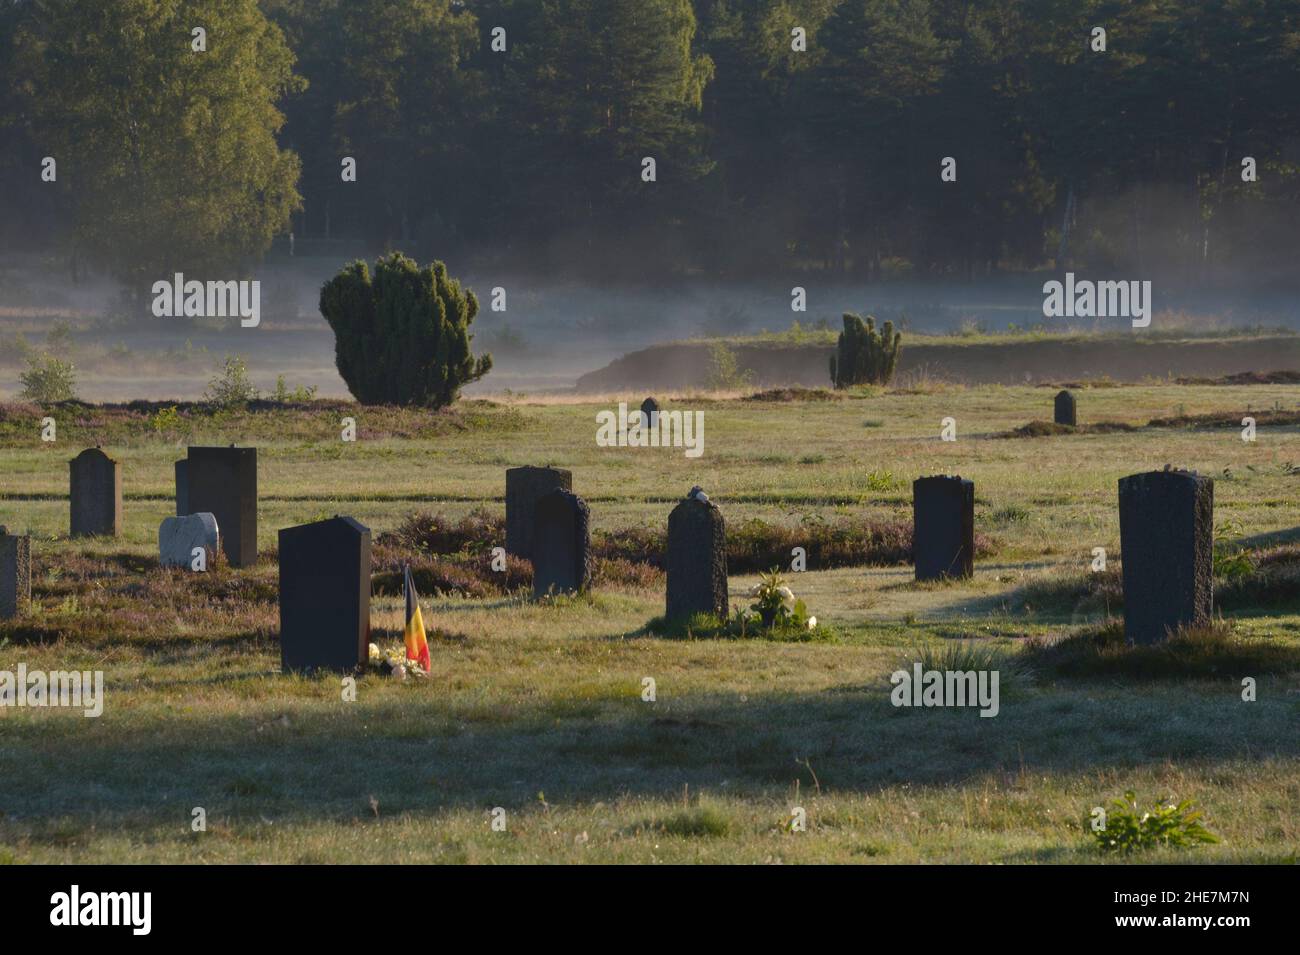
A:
[646,609,837,643]
[391,508,503,556]
[653,805,732,838]
[1024,618,1300,680]
[902,640,1033,690]
[1001,420,1138,438]
[1091,791,1218,853]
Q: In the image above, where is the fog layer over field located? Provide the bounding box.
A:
[6,251,1300,402]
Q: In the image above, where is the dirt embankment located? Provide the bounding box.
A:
[573,336,1300,391]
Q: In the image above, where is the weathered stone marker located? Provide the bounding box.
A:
[159,513,220,569]
[533,489,591,598]
[174,459,189,516]
[1054,389,1077,427]
[0,527,31,619]
[279,516,371,672]
[640,397,660,429]
[505,466,572,558]
[666,487,728,620]
[186,446,257,567]
[1118,469,1213,644]
[69,447,122,538]
[913,475,975,580]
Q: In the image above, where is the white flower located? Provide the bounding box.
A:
[777,586,794,603]
[808,616,817,629]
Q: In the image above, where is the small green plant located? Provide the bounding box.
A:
[150,405,181,435]
[1092,791,1218,853]
[19,352,78,403]
[746,568,814,630]
[273,375,318,404]
[830,313,902,388]
[204,355,259,408]
[1213,520,1255,580]
[705,341,754,391]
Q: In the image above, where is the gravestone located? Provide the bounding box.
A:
[640,397,660,429]
[174,459,189,516]
[666,488,728,620]
[158,513,219,569]
[1054,390,1077,427]
[69,447,122,538]
[913,475,975,581]
[0,527,31,619]
[505,466,572,558]
[532,489,591,598]
[1118,469,1213,645]
[186,446,257,567]
[279,516,371,672]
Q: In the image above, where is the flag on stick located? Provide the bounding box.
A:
[403,563,430,672]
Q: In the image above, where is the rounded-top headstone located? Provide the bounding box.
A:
[666,489,728,621]
[159,512,220,569]
[69,446,123,538]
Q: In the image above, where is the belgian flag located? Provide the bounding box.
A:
[403,564,430,672]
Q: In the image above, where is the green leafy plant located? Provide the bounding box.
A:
[19,352,78,403]
[204,355,259,408]
[319,252,492,407]
[705,341,754,391]
[150,405,181,435]
[1092,791,1219,853]
[1213,520,1255,580]
[746,568,814,631]
[273,375,318,404]
[830,313,902,388]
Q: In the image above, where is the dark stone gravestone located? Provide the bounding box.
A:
[1054,390,1077,427]
[666,488,728,620]
[640,397,660,429]
[174,459,189,516]
[505,466,572,558]
[279,516,371,672]
[1118,469,1213,645]
[69,447,122,538]
[533,489,591,598]
[186,446,257,567]
[0,527,31,619]
[913,475,975,581]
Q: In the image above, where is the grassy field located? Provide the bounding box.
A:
[2,380,1300,863]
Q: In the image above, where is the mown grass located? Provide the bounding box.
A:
[2,382,1300,862]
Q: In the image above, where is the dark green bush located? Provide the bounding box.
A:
[319,252,491,407]
[829,313,901,388]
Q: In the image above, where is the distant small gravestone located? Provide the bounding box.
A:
[913,475,975,581]
[279,516,371,672]
[505,466,572,559]
[69,447,122,538]
[0,527,31,619]
[174,459,189,516]
[640,397,660,429]
[666,487,728,620]
[186,446,257,567]
[533,489,591,598]
[1118,469,1213,645]
[1054,390,1077,427]
[159,513,219,569]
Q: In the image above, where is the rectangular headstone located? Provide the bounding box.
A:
[175,459,189,516]
[913,475,975,581]
[159,513,219,569]
[1118,470,1213,644]
[186,446,257,567]
[666,490,728,620]
[505,466,572,558]
[1054,390,1077,427]
[69,447,122,538]
[0,530,31,619]
[279,516,371,672]
[533,489,591,597]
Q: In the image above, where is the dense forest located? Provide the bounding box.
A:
[2,0,1299,286]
